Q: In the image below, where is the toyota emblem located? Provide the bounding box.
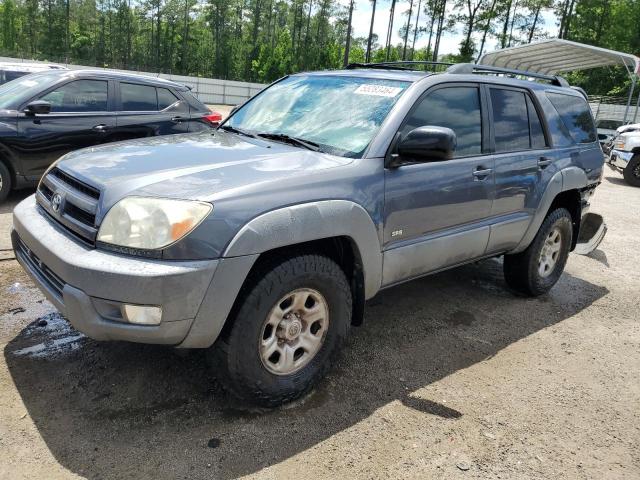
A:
[51,193,62,213]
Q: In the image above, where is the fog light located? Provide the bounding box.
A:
[121,304,162,325]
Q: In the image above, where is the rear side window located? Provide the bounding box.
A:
[490,89,529,152]
[157,88,179,109]
[402,86,482,157]
[527,96,547,149]
[546,92,596,144]
[181,90,208,113]
[39,80,108,112]
[121,83,157,111]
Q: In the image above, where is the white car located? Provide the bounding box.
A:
[596,119,624,146]
[606,123,640,186]
[0,62,67,85]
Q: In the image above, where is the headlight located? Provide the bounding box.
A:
[614,137,626,150]
[97,197,212,250]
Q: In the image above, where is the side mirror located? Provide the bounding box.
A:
[24,100,52,116]
[393,126,456,165]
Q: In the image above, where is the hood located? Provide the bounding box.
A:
[617,123,640,134]
[57,131,353,207]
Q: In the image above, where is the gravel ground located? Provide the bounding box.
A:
[0,168,638,480]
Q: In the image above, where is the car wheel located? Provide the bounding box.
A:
[503,208,573,296]
[622,155,640,187]
[209,253,352,407]
[0,162,11,203]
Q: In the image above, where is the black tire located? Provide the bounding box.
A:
[503,208,573,296]
[209,253,352,407]
[0,161,11,203]
[622,155,640,187]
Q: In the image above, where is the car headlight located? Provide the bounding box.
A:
[614,137,626,150]
[97,197,212,250]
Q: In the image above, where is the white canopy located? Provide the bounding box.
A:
[479,39,640,76]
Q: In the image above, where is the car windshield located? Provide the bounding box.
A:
[225,75,410,157]
[597,119,623,130]
[0,72,60,109]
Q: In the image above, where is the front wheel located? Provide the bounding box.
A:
[622,155,640,187]
[0,162,11,203]
[504,208,573,296]
[209,253,352,407]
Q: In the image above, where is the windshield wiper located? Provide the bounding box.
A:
[256,132,321,152]
[220,124,257,138]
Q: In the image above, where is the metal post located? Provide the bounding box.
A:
[633,88,640,124]
[623,75,636,124]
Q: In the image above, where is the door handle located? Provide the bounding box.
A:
[538,156,553,169]
[473,167,493,180]
[171,116,185,123]
[93,124,109,132]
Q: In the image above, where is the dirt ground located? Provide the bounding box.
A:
[0,167,638,480]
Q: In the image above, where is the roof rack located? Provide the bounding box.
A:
[346,61,453,72]
[446,63,569,87]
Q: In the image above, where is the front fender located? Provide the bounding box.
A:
[224,200,383,299]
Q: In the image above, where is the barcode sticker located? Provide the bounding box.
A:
[354,84,403,97]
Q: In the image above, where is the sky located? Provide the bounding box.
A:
[339,1,558,56]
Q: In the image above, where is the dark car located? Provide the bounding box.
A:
[0,69,217,201]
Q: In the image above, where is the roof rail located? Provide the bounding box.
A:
[346,61,453,72]
[446,63,570,87]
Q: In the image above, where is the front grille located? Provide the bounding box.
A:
[15,235,65,300]
[49,167,100,200]
[36,168,101,245]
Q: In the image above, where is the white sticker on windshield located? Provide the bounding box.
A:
[354,84,403,97]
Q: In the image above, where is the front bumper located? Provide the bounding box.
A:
[12,195,220,345]
[606,149,634,170]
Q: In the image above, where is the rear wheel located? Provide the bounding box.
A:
[0,162,11,203]
[209,253,352,407]
[504,208,573,296]
[622,155,640,187]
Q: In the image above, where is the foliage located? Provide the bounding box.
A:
[0,0,638,94]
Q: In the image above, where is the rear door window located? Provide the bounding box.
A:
[546,92,596,144]
[121,83,157,111]
[39,80,108,112]
[490,89,530,152]
[402,86,483,157]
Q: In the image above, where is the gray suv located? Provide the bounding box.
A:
[12,62,606,406]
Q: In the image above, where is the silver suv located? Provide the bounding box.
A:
[12,62,607,406]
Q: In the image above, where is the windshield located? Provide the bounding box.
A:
[225,75,410,157]
[0,72,60,109]
[596,119,623,130]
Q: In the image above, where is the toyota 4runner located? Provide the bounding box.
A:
[12,62,607,406]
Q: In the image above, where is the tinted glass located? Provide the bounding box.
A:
[596,119,622,130]
[0,72,61,109]
[490,89,529,152]
[2,70,28,83]
[547,92,596,144]
[228,75,410,157]
[527,95,547,149]
[181,90,208,112]
[121,83,157,111]
[402,86,482,157]
[40,79,108,112]
[157,88,180,110]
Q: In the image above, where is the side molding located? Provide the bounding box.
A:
[224,200,383,299]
